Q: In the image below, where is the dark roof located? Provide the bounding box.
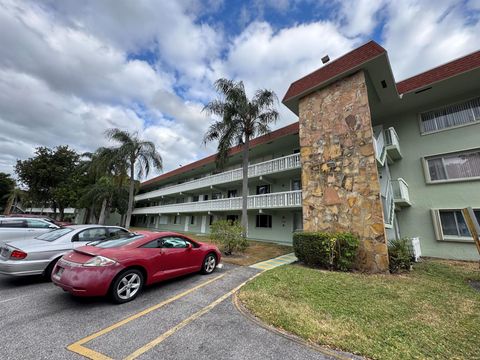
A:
[283,41,386,103]
[396,49,480,94]
[141,122,299,188]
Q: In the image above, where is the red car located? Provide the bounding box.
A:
[52,231,222,303]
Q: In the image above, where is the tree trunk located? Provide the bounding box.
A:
[241,136,250,237]
[98,198,108,225]
[125,161,135,229]
[88,203,96,224]
[59,206,65,221]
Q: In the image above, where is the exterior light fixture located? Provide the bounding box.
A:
[321,55,330,64]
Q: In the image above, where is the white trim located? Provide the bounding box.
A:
[431,208,478,243]
[422,147,480,184]
[419,95,480,135]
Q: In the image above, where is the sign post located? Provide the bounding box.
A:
[462,207,480,267]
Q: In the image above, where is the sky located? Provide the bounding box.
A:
[1,0,480,180]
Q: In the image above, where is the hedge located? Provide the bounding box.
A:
[293,232,359,271]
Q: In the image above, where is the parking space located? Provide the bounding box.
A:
[0,264,336,360]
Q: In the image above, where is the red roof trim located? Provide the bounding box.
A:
[396,50,480,94]
[282,41,386,103]
[141,122,299,188]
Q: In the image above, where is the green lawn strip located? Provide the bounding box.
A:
[239,260,480,360]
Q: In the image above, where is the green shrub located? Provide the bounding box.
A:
[210,220,248,255]
[293,232,359,271]
[388,238,413,273]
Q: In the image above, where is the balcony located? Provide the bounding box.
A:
[135,153,301,201]
[391,178,411,207]
[373,126,386,166]
[384,127,402,161]
[133,190,302,215]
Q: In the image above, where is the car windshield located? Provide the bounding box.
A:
[89,234,144,248]
[35,228,73,241]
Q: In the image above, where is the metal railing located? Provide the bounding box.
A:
[381,183,395,226]
[373,127,386,165]
[135,153,301,201]
[391,178,410,204]
[133,190,303,215]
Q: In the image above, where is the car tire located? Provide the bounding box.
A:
[110,269,144,304]
[201,253,217,275]
[43,258,60,281]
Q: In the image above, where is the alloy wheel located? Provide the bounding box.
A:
[204,255,216,273]
[116,273,141,300]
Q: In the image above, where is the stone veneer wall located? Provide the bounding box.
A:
[298,70,389,273]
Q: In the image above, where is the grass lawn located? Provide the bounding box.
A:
[238,259,480,359]
[130,228,292,266]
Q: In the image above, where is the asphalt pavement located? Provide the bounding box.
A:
[0,264,345,360]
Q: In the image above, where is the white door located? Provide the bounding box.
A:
[200,215,207,233]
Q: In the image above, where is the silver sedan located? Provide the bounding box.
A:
[0,225,131,279]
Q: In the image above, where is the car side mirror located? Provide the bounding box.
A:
[186,243,192,250]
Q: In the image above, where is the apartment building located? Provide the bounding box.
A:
[133,41,480,268]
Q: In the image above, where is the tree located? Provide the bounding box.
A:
[0,172,15,214]
[15,146,81,220]
[203,78,278,235]
[104,129,163,228]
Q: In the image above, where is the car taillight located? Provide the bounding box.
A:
[10,250,27,260]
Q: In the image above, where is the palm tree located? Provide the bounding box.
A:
[203,78,278,235]
[105,129,163,228]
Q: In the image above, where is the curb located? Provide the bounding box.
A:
[232,293,363,360]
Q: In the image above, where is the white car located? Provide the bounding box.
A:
[0,217,59,245]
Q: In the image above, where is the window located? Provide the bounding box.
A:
[142,239,161,248]
[35,228,73,241]
[291,179,301,191]
[209,215,215,225]
[26,219,52,228]
[256,214,272,228]
[425,149,480,182]
[203,195,208,201]
[256,184,270,195]
[432,209,480,241]
[107,228,130,239]
[0,219,27,228]
[212,192,222,200]
[176,197,184,204]
[226,215,239,224]
[420,96,480,133]
[227,190,237,198]
[173,215,181,225]
[190,215,195,225]
[293,212,303,231]
[192,195,199,202]
[159,216,168,225]
[161,237,188,248]
[76,228,107,242]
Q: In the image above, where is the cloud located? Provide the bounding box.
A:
[0,0,479,182]
[382,0,480,80]
[211,20,358,125]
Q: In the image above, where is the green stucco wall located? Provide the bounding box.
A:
[381,92,480,261]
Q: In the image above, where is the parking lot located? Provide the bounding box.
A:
[0,264,339,360]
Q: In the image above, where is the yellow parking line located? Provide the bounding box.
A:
[124,271,265,360]
[67,273,227,360]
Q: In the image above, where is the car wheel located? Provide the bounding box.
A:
[110,269,144,304]
[201,253,217,274]
[43,258,60,281]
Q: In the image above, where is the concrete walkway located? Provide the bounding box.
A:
[249,252,298,270]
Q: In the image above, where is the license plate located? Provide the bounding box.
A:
[53,266,64,279]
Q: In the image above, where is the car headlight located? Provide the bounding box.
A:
[83,256,117,267]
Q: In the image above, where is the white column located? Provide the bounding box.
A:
[200,215,207,233]
[184,216,189,232]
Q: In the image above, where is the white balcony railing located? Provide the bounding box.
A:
[391,178,411,207]
[384,127,402,160]
[133,190,302,215]
[136,153,301,201]
[373,126,386,166]
[381,183,395,227]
